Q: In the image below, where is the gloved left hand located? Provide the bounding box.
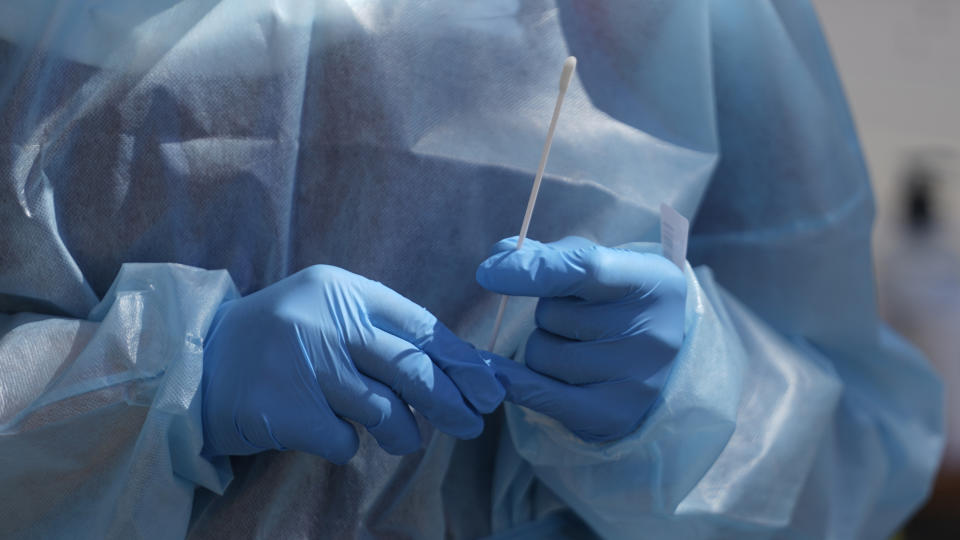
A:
[202,265,505,462]
[477,236,686,443]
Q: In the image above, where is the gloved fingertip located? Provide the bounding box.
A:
[323,426,360,465]
[477,237,549,292]
[377,430,422,456]
[458,352,505,413]
[475,252,512,291]
[326,443,359,465]
[475,264,490,289]
[440,412,484,440]
[470,380,506,414]
[459,417,485,440]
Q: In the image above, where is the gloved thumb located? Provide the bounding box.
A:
[480,351,581,420]
[480,351,653,443]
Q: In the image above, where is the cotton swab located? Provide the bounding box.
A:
[487,56,577,351]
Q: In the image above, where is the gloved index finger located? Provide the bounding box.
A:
[477,237,668,301]
[485,235,594,258]
[358,275,439,347]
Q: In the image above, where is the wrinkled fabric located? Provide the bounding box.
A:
[0,264,236,539]
[0,1,943,539]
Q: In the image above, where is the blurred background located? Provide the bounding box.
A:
[812,1,960,537]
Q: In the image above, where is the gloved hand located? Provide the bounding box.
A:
[202,265,505,463]
[476,237,686,443]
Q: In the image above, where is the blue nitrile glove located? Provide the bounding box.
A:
[202,265,505,463]
[476,237,686,443]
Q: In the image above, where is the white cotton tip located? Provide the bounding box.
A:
[559,56,577,92]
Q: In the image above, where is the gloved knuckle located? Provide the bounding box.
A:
[270,305,306,331]
[579,246,608,282]
[300,264,339,285]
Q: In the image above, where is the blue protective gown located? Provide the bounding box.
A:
[0,1,944,538]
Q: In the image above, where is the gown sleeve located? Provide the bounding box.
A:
[0,263,237,539]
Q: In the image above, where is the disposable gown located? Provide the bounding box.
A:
[0,1,944,538]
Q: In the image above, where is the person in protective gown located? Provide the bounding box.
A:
[0,1,944,538]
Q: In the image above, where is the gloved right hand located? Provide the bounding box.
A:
[476,237,686,443]
[201,265,505,463]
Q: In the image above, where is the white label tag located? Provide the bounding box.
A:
[660,203,689,269]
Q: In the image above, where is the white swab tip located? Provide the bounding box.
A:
[559,56,577,91]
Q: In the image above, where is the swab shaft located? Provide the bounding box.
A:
[488,295,509,352]
[487,57,576,352]
[516,89,567,248]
